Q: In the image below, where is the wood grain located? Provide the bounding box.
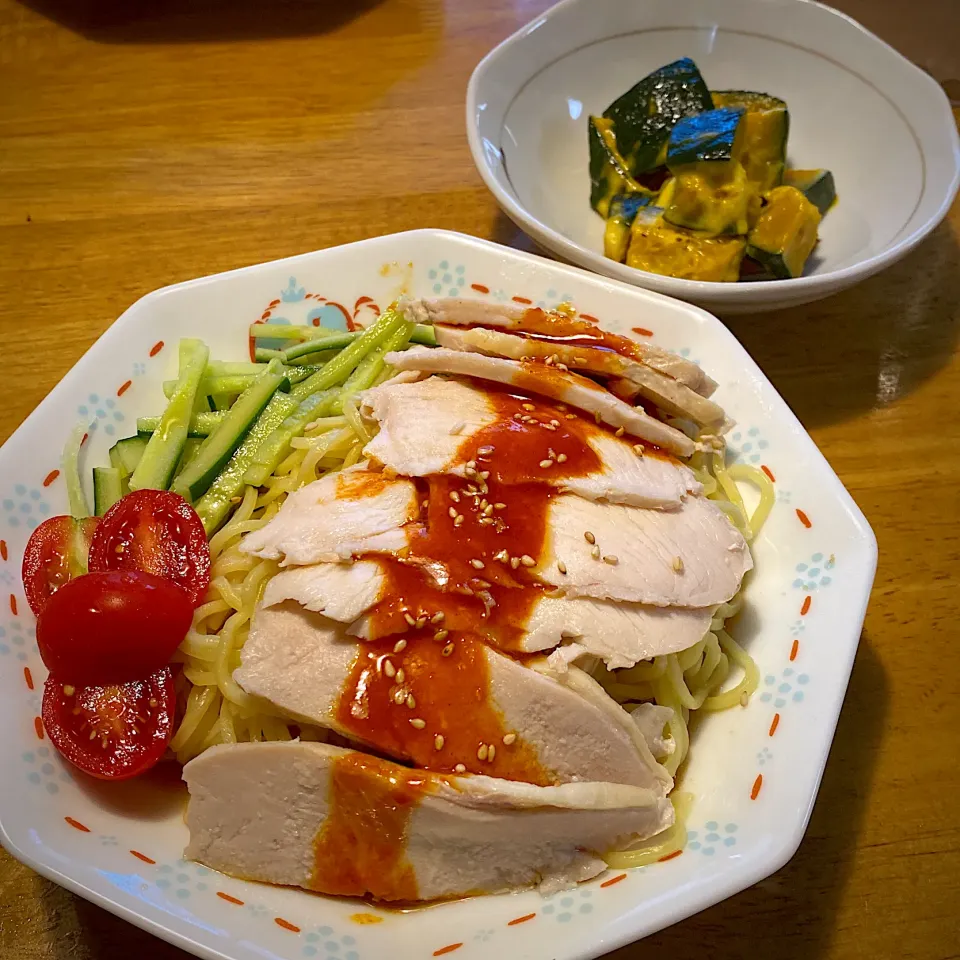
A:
[1,1,958,958]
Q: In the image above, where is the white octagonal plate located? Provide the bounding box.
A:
[0,230,876,960]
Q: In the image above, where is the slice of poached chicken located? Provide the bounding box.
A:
[240,463,419,565]
[432,323,727,428]
[360,375,701,509]
[183,740,673,901]
[234,601,670,792]
[537,493,752,606]
[384,347,695,458]
[400,296,717,398]
[262,561,715,670]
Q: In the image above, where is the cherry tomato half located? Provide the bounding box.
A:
[22,515,100,616]
[36,570,193,686]
[88,490,210,606]
[42,667,176,780]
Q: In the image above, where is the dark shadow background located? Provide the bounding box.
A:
[13,0,386,42]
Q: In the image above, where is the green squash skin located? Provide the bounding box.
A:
[602,57,713,175]
[666,107,746,167]
[589,116,648,216]
[783,169,837,216]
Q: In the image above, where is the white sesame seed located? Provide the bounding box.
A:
[572,357,586,364]
[483,504,494,516]
[494,549,509,562]
[544,355,554,366]
[633,444,645,456]
[432,611,445,623]
[557,453,567,463]
[565,413,577,420]
[466,460,477,471]
[393,688,406,704]
[435,628,449,642]
[513,412,523,420]
[672,556,685,573]
[557,560,567,574]
[522,403,535,411]
[449,490,460,503]
[421,500,429,510]
[478,516,494,526]
[393,639,407,654]
[480,470,490,480]
[470,558,485,569]
[539,459,553,469]
[406,694,416,709]
[383,659,396,678]
[494,502,506,510]
[63,685,75,697]
[477,744,488,761]
[477,445,494,456]
[403,612,416,627]
[434,734,445,751]
[449,421,465,435]
[455,763,467,773]
[442,642,455,656]
[603,555,619,565]
[487,744,496,762]
[556,363,569,372]
[502,733,517,745]
[615,426,625,437]
[479,498,488,509]
[550,419,560,426]
[410,718,426,729]
[520,555,536,567]
[584,531,596,544]
[510,556,521,569]
[454,515,464,527]
[591,545,601,559]
[396,668,406,684]
[464,466,476,478]
[448,506,457,518]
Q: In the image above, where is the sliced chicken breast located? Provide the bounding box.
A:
[183,740,673,901]
[536,493,752,606]
[520,596,715,668]
[262,560,714,670]
[400,296,717,397]
[240,464,418,565]
[360,375,701,509]
[385,347,695,457]
[433,324,727,427]
[235,601,669,791]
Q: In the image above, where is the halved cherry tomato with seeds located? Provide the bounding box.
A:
[42,667,176,780]
[88,490,210,606]
[21,515,100,616]
[36,570,193,686]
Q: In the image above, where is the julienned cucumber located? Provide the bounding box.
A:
[193,392,298,535]
[93,467,123,516]
[171,361,290,502]
[137,412,227,438]
[109,435,149,476]
[129,339,209,492]
[249,322,437,348]
[162,366,317,399]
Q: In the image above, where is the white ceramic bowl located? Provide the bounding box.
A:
[467,0,960,314]
[0,231,876,960]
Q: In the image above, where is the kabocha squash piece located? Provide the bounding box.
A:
[746,186,822,279]
[626,206,746,282]
[589,116,646,217]
[711,91,789,192]
[602,58,713,175]
[664,108,754,236]
[604,194,653,263]
[783,168,837,215]
[666,107,746,167]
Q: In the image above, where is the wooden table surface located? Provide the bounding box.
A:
[1,1,958,957]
